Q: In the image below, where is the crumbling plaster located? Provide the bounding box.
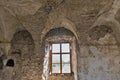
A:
[0,0,120,80]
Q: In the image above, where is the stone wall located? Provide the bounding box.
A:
[0,0,120,80]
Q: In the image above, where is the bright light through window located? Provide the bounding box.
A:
[52,44,60,53]
[62,43,70,53]
[51,43,71,74]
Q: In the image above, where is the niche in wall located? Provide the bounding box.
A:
[11,30,35,54]
[6,59,14,67]
[87,25,120,80]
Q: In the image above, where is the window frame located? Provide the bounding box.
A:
[50,42,72,75]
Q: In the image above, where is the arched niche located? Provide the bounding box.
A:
[6,59,14,67]
[89,21,120,52]
[88,25,113,40]
[90,20,120,45]
[42,27,78,80]
[87,25,120,80]
[10,30,35,54]
[88,24,119,52]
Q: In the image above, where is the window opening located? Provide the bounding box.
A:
[50,43,71,74]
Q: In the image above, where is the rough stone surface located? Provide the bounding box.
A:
[0,0,120,80]
[115,9,120,23]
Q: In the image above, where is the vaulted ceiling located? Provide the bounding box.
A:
[0,0,120,43]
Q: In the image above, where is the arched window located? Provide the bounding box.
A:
[43,27,77,80]
[6,59,14,67]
